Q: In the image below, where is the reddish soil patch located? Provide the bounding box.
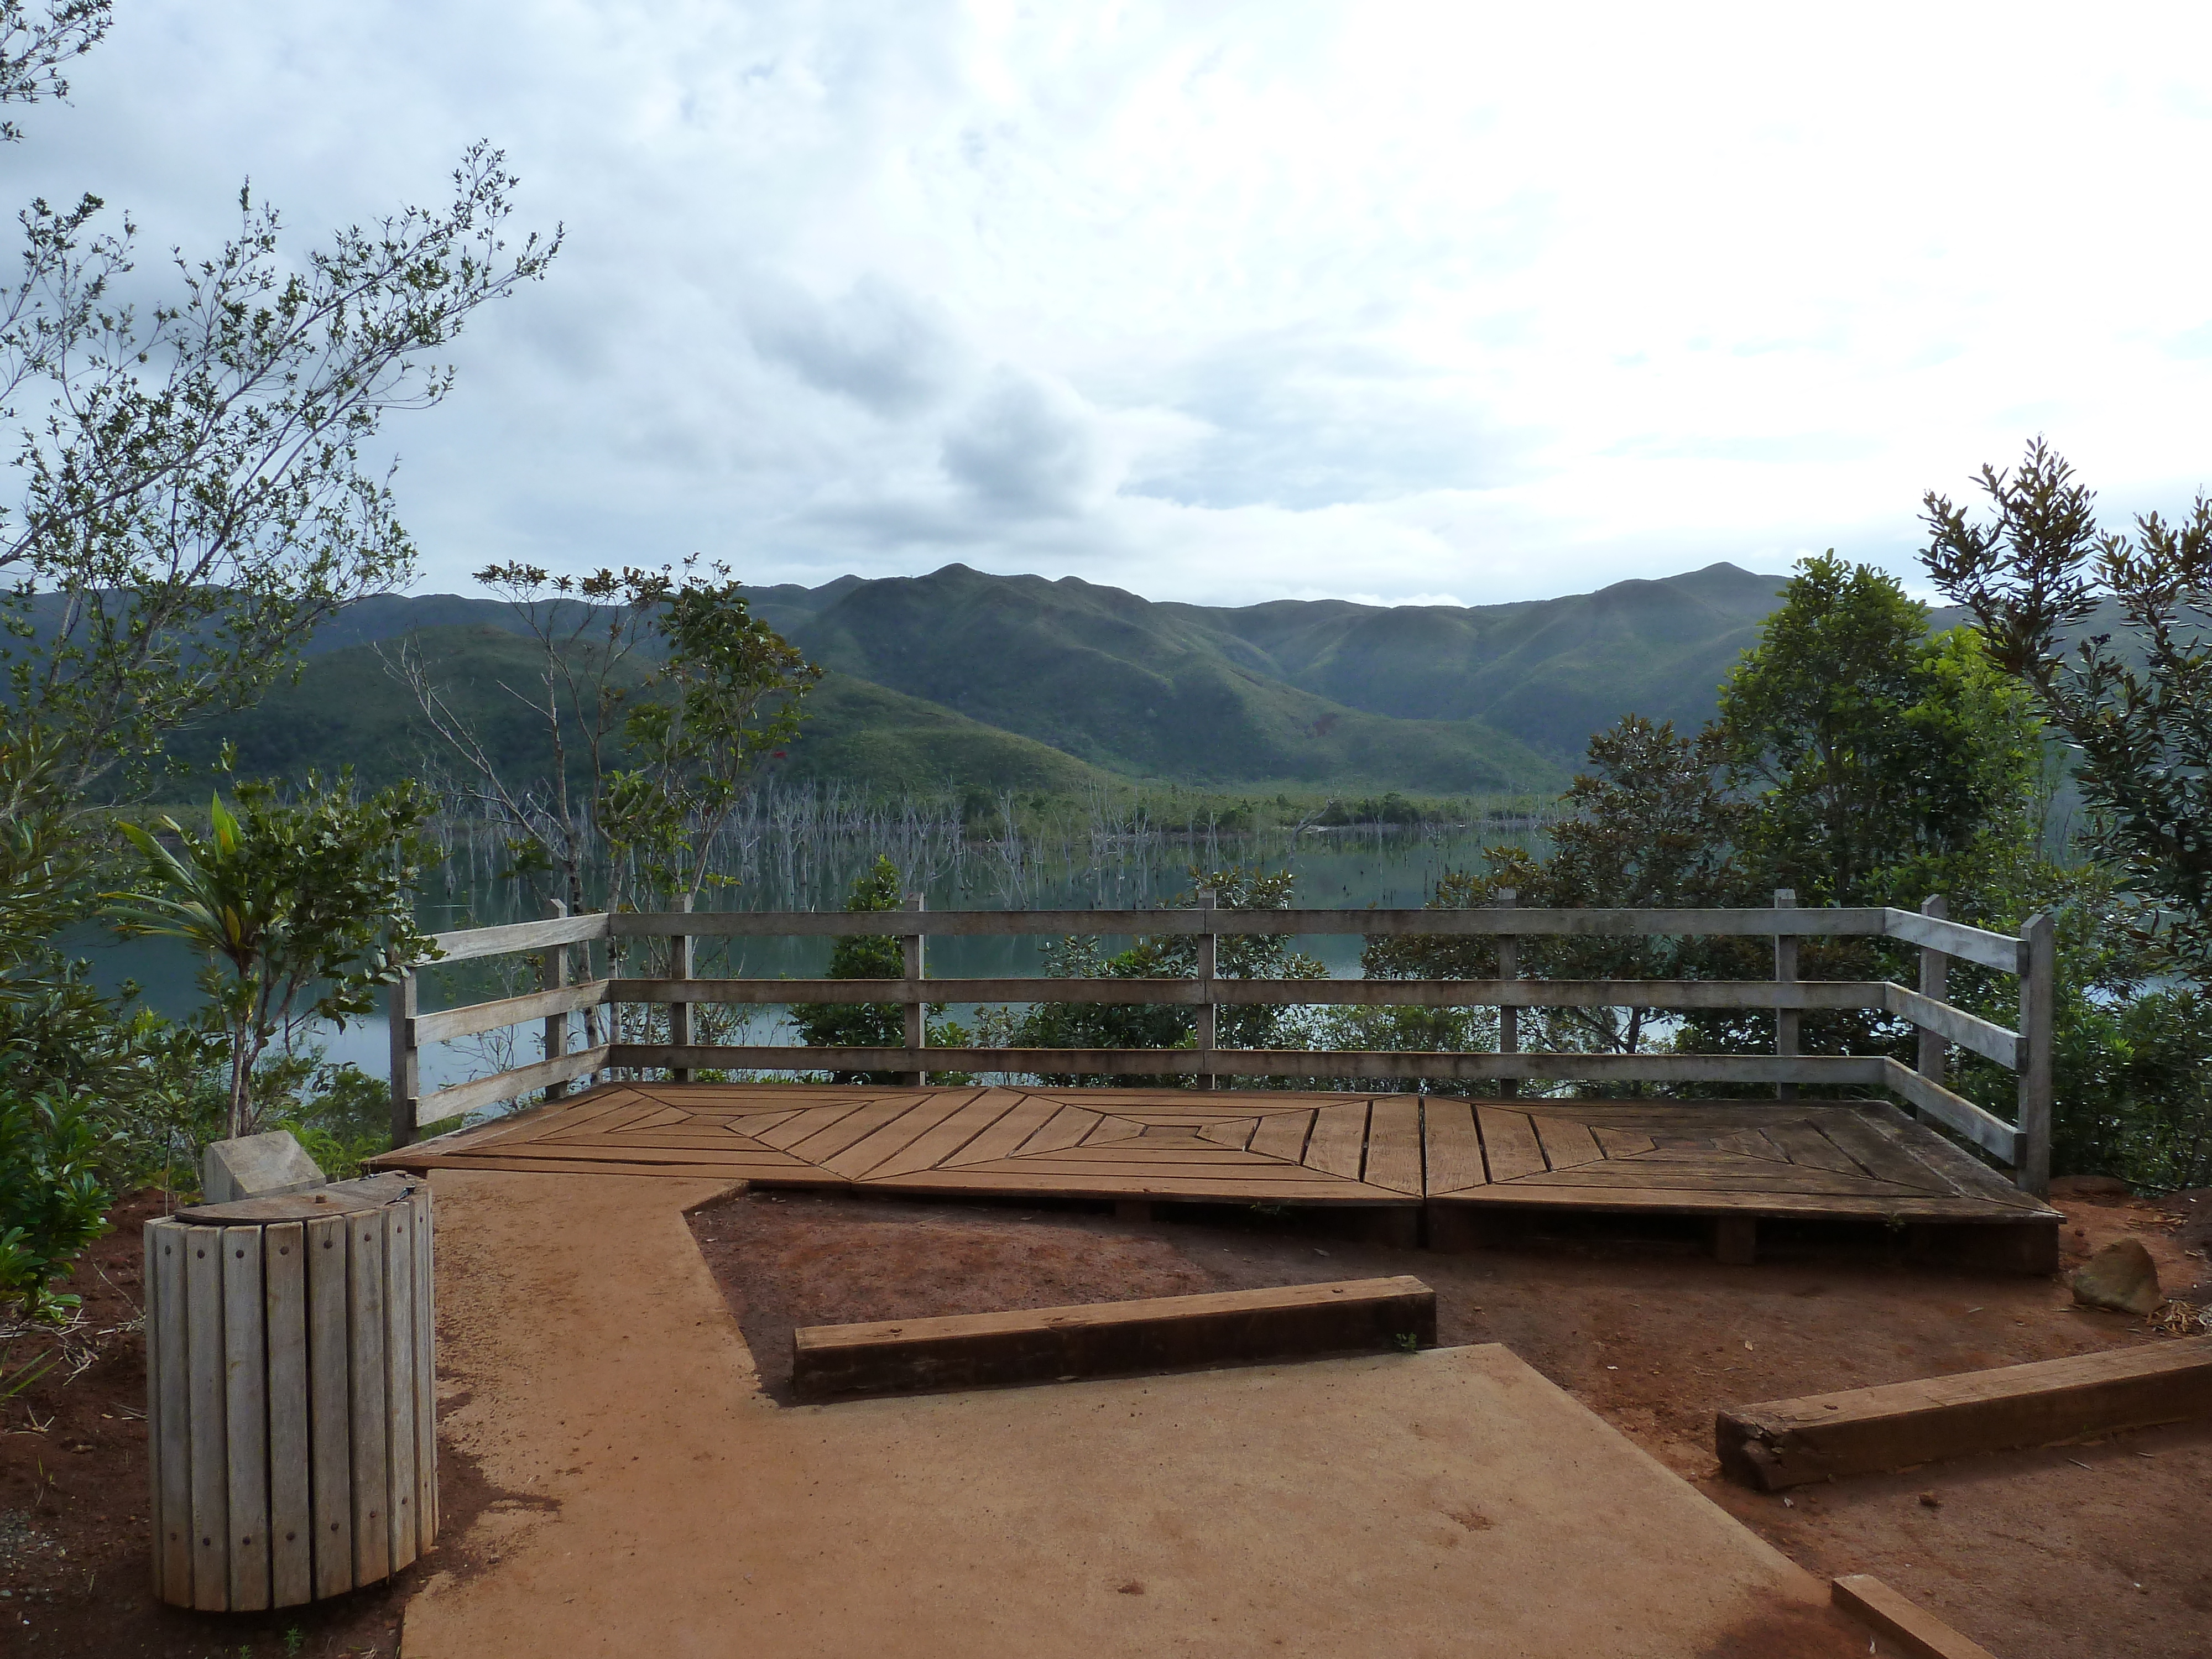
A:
[0,1191,509,1659]
[691,1183,2211,1659]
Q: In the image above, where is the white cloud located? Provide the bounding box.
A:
[11,0,2212,606]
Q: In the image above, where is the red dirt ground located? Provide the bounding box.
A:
[690,1178,2211,1659]
[2,1177,2205,1657]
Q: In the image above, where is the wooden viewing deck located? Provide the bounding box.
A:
[373,1080,2059,1260]
[375,898,2062,1260]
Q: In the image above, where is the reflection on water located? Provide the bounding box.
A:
[76,822,1542,1092]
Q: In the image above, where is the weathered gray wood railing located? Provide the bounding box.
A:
[388,896,2056,1192]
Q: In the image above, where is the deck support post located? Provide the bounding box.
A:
[542,932,570,1102]
[2017,912,2054,1196]
[1713,1215,1757,1266]
[668,893,694,1084]
[388,972,419,1146]
[1913,894,1948,1119]
[1197,894,1217,1091]
[1495,888,1519,1098]
[1773,890,1798,1100]
[901,893,926,1087]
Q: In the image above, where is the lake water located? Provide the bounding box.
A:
[78,822,1541,1094]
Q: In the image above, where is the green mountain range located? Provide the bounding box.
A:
[149,561,1811,799]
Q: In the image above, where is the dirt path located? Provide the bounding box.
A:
[401,1170,1878,1659]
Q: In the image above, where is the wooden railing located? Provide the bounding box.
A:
[388,894,2056,1193]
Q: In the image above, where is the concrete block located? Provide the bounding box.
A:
[201,1130,327,1204]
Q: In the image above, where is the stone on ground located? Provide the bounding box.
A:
[2068,1237,2162,1316]
[201,1129,326,1204]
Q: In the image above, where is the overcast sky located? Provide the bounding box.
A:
[11,1,2212,607]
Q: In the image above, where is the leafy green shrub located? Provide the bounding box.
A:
[0,1087,116,1321]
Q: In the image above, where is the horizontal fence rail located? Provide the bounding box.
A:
[392,901,2054,1193]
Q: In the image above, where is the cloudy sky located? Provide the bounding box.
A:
[12,1,2212,607]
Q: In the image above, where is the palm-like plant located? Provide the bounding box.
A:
[109,772,439,1140]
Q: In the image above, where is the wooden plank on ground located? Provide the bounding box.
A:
[1422,1099,1485,1193]
[1830,1575,1998,1659]
[1476,1105,1546,1181]
[1717,1334,2212,1490]
[1363,1096,1423,1195]
[1303,1102,1370,1178]
[792,1276,1438,1399]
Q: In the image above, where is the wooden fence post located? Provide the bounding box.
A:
[1915,894,1948,1111]
[1196,894,1217,1090]
[1495,888,1518,1099]
[388,974,419,1147]
[541,936,569,1101]
[1773,889,1798,1100]
[668,893,694,1084]
[901,893,926,1087]
[2017,911,2054,1196]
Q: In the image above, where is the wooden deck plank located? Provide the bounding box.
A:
[1762,1119,1867,1176]
[1014,1104,1102,1157]
[785,1097,928,1165]
[1422,1099,1486,1193]
[397,1155,787,1178]
[1080,1115,1145,1146]
[750,1099,878,1151]
[942,1092,1067,1168]
[1591,1125,1657,1157]
[1428,1183,2044,1219]
[1363,1096,1423,1195]
[1477,1105,1547,1180]
[1302,1102,1370,1179]
[1198,1117,1261,1150]
[1528,1114,1605,1171]
[950,1159,1356,1181]
[1811,1109,1975,1193]
[1247,1109,1314,1164]
[818,1093,979,1180]
[859,1089,1022,1181]
[861,1171,1399,1201]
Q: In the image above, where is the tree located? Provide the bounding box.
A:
[1921,439,2212,978]
[1714,553,2043,909]
[0,8,559,800]
[1368,716,1752,1067]
[390,561,820,925]
[108,768,440,1139]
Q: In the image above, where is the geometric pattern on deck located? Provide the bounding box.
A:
[377,1085,2054,1221]
[382,1083,1425,1206]
[1425,1098,2054,1220]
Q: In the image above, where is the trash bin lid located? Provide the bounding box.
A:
[167,1171,425,1227]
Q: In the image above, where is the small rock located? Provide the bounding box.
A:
[2070,1238,2162,1316]
[1918,1491,1942,1508]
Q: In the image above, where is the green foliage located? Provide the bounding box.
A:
[0,1084,114,1321]
[1715,554,2042,908]
[1368,717,1751,1068]
[108,766,440,1138]
[1922,439,2212,979]
[0,143,558,799]
[785,857,966,1082]
[1003,867,1327,1087]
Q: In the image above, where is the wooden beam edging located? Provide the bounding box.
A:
[1830,1576,1999,1659]
[1717,1334,2212,1491]
[1876,1060,2018,1162]
[411,1045,611,1126]
[790,1276,1437,1400]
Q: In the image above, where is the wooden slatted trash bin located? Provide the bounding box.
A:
[144,1172,437,1611]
